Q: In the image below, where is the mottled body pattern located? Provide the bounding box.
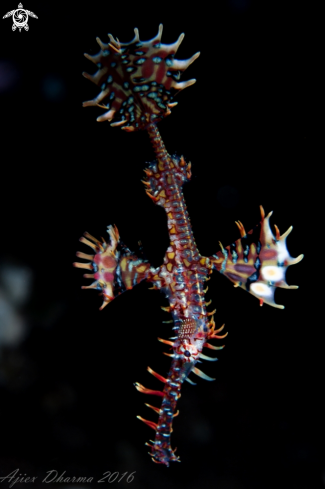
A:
[74,25,304,466]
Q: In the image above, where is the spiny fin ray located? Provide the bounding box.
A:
[209,207,304,309]
[82,25,200,131]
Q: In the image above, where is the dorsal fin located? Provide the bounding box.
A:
[82,24,200,131]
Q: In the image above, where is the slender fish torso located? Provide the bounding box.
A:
[74,24,304,465]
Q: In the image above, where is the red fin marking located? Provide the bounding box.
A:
[83,25,200,131]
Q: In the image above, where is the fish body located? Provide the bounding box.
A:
[75,25,303,466]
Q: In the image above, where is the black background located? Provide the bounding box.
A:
[0,1,321,488]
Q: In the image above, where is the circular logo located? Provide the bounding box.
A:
[13,8,28,28]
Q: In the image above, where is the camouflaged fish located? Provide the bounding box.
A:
[74,24,304,466]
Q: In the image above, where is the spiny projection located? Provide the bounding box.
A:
[75,24,304,466]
